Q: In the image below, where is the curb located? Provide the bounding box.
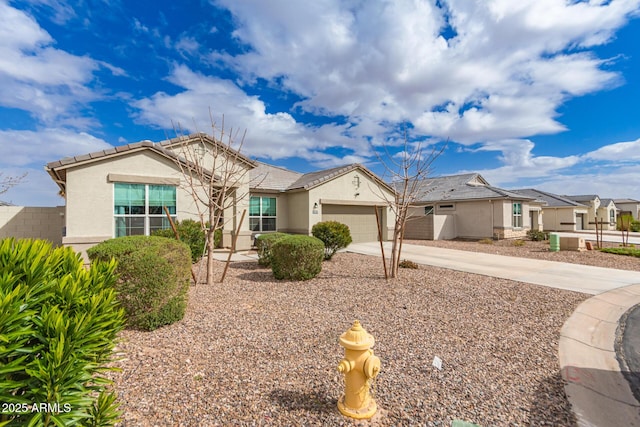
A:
[558,284,640,427]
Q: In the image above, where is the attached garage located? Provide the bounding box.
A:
[321,204,381,243]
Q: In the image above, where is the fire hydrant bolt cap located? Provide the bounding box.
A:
[339,320,375,351]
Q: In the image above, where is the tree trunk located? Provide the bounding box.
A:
[206,228,215,285]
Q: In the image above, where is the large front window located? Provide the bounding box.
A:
[512,202,523,228]
[249,196,276,232]
[114,183,176,237]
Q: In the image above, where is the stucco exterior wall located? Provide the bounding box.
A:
[455,200,493,239]
[596,203,617,231]
[541,208,581,231]
[61,149,253,256]
[0,206,65,246]
[284,191,309,234]
[433,214,456,239]
[616,202,640,220]
[309,170,395,239]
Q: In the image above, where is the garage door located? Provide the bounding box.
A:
[321,204,380,243]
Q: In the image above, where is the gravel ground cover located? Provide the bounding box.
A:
[104,237,639,427]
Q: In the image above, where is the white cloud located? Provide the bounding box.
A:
[0,1,114,126]
[0,128,112,166]
[210,0,639,159]
[131,65,371,164]
[584,138,640,161]
[0,128,113,206]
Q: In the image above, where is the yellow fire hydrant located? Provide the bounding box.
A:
[336,320,381,419]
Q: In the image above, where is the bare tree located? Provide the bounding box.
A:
[373,130,445,278]
[170,114,254,285]
[0,172,27,196]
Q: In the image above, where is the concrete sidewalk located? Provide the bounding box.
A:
[346,242,640,295]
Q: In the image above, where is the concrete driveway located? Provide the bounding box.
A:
[347,241,640,295]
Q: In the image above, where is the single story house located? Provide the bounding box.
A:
[403,173,543,240]
[614,198,640,221]
[564,195,618,231]
[510,189,591,231]
[249,162,395,243]
[45,133,396,258]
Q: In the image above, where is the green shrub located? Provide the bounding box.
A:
[478,238,494,245]
[87,236,191,331]
[513,239,526,247]
[632,220,640,232]
[527,229,548,241]
[255,232,288,266]
[311,221,353,260]
[0,238,125,426]
[600,247,640,258]
[270,235,324,280]
[152,219,220,262]
[399,259,419,269]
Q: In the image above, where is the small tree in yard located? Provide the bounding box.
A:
[0,172,26,196]
[171,114,254,285]
[311,221,352,260]
[372,129,445,278]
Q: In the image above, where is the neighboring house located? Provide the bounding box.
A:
[614,199,640,221]
[564,195,617,231]
[510,189,590,231]
[45,133,396,258]
[249,162,396,243]
[403,173,542,240]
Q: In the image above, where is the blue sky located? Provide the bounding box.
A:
[2,0,640,206]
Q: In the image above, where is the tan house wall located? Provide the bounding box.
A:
[284,191,310,234]
[0,206,65,246]
[455,200,493,239]
[309,170,395,239]
[596,202,617,231]
[61,149,253,258]
[433,214,456,239]
[541,208,584,231]
[616,202,640,220]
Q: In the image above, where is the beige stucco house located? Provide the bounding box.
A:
[403,174,543,240]
[564,195,618,231]
[45,133,395,258]
[249,162,396,242]
[510,189,620,231]
[614,199,640,220]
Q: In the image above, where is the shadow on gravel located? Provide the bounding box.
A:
[228,261,261,270]
[270,388,336,415]
[528,372,576,427]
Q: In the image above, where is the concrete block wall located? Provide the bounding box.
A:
[0,206,65,246]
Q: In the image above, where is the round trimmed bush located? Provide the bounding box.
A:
[311,220,353,260]
[270,235,324,280]
[255,232,288,266]
[87,235,191,331]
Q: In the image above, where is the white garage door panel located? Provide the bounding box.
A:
[321,204,379,243]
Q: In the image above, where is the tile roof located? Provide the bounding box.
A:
[404,173,535,202]
[564,194,599,203]
[614,198,640,204]
[510,188,587,207]
[250,163,394,194]
[249,162,303,191]
[287,164,361,191]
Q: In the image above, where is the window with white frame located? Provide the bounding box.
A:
[512,202,523,228]
[114,183,176,237]
[249,196,276,232]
